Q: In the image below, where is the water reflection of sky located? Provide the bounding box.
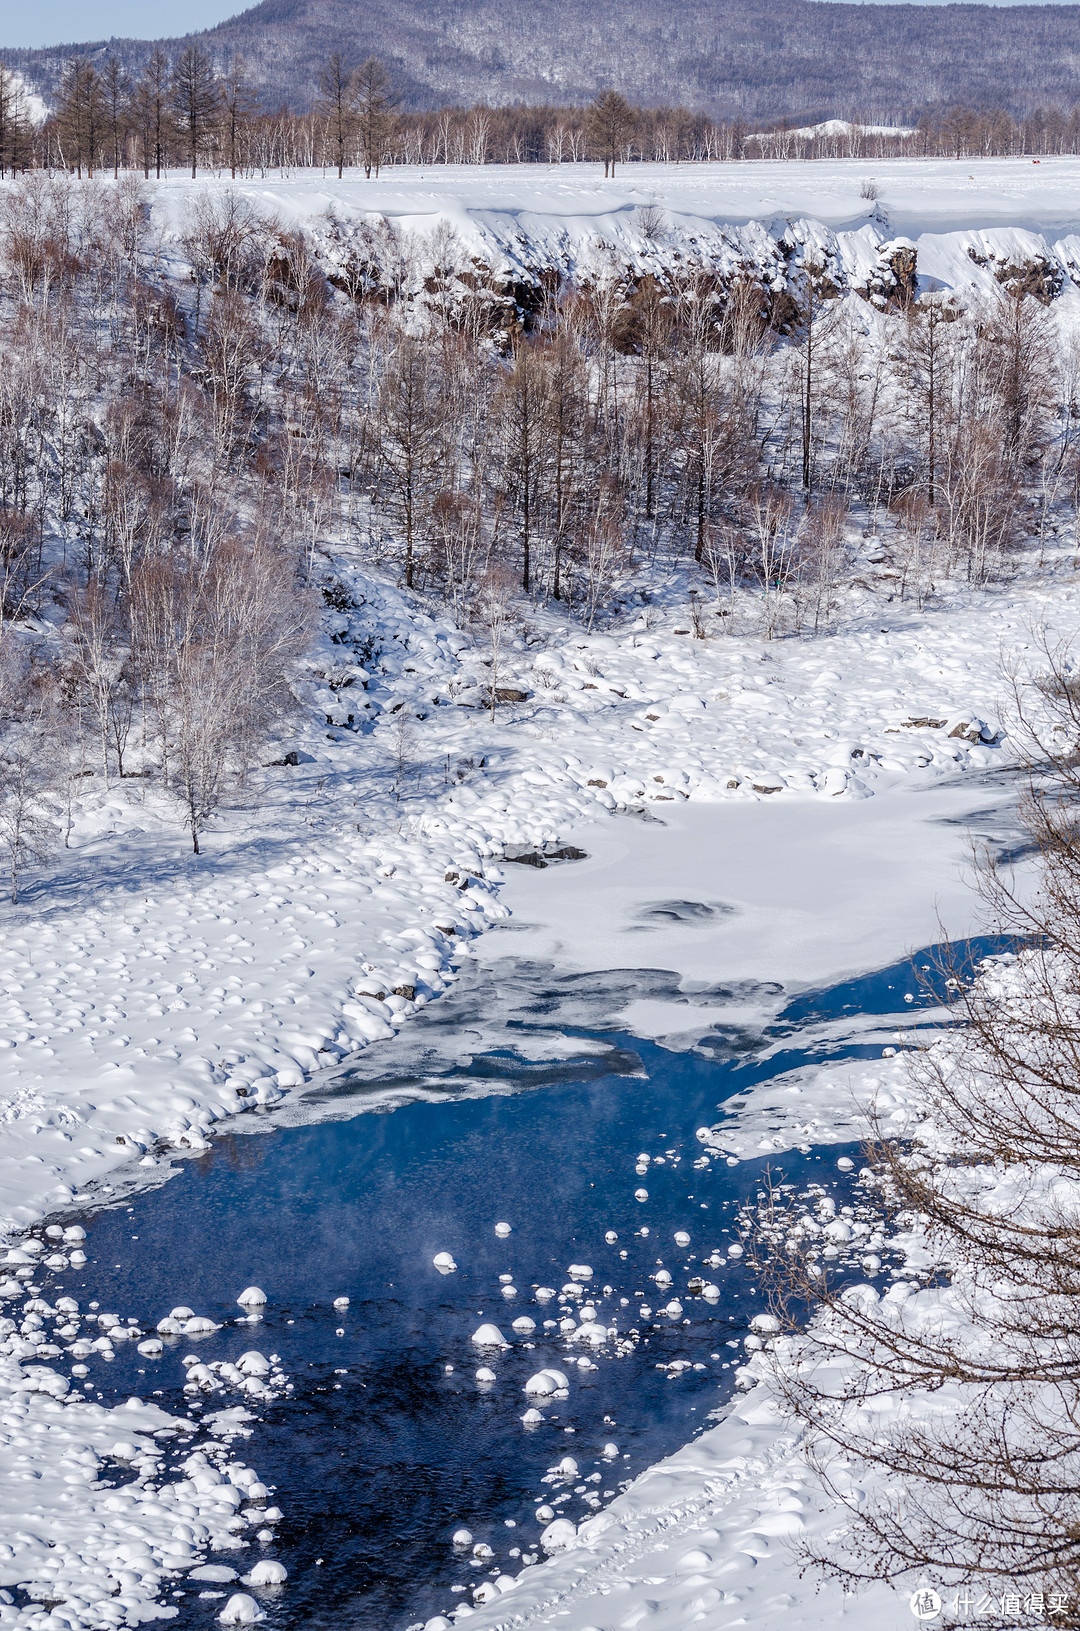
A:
[37,941,994,1631]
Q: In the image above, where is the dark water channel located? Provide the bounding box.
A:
[31,941,1001,1631]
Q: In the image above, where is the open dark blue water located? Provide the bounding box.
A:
[26,940,1002,1631]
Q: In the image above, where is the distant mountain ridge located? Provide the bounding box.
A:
[7,0,1080,122]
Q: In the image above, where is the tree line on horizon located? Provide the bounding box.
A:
[4,53,1080,178]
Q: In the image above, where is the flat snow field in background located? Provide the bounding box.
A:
[1,158,1078,1631]
[146,154,1080,241]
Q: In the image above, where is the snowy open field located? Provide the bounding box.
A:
[1,159,1078,1631]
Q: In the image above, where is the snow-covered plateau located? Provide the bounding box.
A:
[2,159,1079,1631]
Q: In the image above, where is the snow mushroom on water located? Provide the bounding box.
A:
[432,1252,457,1273]
[245,1561,287,1586]
[524,1368,570,1396]
[494,1221,512,1237]
[452,1529,473,1548]
[219,1595,265,1624]
[471,1323,508,1346]
[237,1287,267,1308]
[541,1518,578,1552]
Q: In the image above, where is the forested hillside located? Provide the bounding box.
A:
[9,0,1080,123]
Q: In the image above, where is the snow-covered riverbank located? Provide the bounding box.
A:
[0,541,1051,1235]
[3,157,1079,1631]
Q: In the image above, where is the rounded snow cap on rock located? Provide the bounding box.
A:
[424,1619,454,1631]
[185,1316,220,1335]
[432,1252,457,1273]
[540,1517,577,1552]
[567,1264,592,1280]
[674,1231,691,1247]
[63,1226,86,1242]
[333,1297,350,1310]
[452,1529,473,1548]
[512,1316,536,1335]
[219,1594,265,1624]
[837,1156,855,1171]
[556,1456,578,1477]
[603,1441,619,1457]
[604,1230,618,1243]
[245,1560,287,1586]
[751,1313,781,1334]
[171,1306,195,1321]
[237,1287,267,1308]
[237,1351,270,1375]
[535,1286,555,1301]
[475,1366,497,1383]
[635,1188,649,1202]
[521,1408,544,1425]
[471,1323,507,1346]
[494,1221,512,1238]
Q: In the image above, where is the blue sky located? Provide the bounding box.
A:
[1,0,244,48]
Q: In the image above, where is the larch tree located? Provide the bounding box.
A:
[56,58,104,178]
[133,49,173,180]
[316,52,355,179]
[170,45,220,179]
[354,56,396,179]
[101,57,128,179]
[586,89,636,176]
[221,52,259,180]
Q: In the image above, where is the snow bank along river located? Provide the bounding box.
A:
[0,933,1000,1631]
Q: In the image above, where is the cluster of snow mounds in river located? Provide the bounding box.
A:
[0,1235,290,1631]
